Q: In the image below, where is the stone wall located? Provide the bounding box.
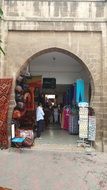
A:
[0,0,107,151]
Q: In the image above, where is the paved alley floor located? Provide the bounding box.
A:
[31,128,93,152]
[0,147,107,190]
[35,128,79,145]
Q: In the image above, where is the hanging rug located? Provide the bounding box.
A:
[0,79,12,149]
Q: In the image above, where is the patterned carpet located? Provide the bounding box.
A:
[0,79,12,149]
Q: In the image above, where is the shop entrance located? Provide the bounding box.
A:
[11,48,94,149]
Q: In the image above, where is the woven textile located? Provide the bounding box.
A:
[0,79,12,149]
[68,114,79,135]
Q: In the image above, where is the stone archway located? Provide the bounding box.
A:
[11,48,97,146]
[19,47,94,104]
[6,31,102,150]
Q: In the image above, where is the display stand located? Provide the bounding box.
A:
[77,138,90,148]
[86,115,96,153]
[77,102,89,148]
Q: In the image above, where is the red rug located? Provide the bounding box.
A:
[0,79,12,149]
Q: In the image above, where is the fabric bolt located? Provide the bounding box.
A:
[23,137,34,147]
[0,79,12,149]
[76,79,85,103]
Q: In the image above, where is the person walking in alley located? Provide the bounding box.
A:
[53,105,59,123]
[36,102,45,139]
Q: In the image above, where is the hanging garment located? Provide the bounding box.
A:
[76,79,85,103]
[61,109,64,129]
[63,107,71,130]
[68,114,79,135]
[24,87,34,111]
[68,113,72,133]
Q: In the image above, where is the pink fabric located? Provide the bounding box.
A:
[63,107,71,130]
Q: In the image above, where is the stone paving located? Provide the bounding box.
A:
[0,129,106,190]
[0,146,107,190]
[31,140,94,153]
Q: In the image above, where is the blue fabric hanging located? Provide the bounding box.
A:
[76,79,85,103]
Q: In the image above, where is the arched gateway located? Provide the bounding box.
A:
[0,0,107,151]
[7,41,101,151]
